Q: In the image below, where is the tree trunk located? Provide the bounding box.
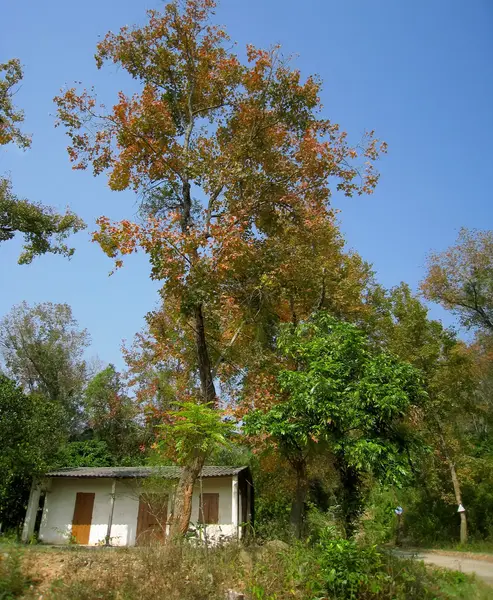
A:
[446,456,468,545]
[436,422,468,545]
[335,458,363,538]
[194,303,216,405]
[169,452,206,539]
[290,459,308,539]
[169,303,217,540]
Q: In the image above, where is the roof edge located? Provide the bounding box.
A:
[44,465,249,479]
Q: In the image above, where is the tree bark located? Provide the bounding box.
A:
[169,304,217,540]
[335,457,363,538]
[436,422,468,545]
[290,458,308,539]
[169,452,206,539]
[194,302,217,404]
[446,456,468,545]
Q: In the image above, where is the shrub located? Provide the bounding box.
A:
[0,548,30,599]
[317,536,386,599]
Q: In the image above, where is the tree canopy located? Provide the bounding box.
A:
[0,59,84,264]
[0,302,90,432]
[54,0,386,534]
[422,228,493,333]
[245,313,426,535]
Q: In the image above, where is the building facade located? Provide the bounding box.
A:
[22,466,253,546]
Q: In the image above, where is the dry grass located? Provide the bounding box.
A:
[34,544,246,600]
[2,540,492,600]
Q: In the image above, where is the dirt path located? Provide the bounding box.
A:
[397,549,493,586]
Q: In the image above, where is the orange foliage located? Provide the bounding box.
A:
[55,0,386,414]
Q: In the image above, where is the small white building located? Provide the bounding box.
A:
[22,466,253,546]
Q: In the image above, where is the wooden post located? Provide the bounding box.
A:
[105,479,117,546]
[232,475,239,539]
[22,480,41,542]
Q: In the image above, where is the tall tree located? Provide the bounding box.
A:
[245,313,426,538]
[54,0,386,536]
[0,59,84,263]
[422,228,493,332]
[0,302,90,433]
[366,283,477,544]
[0,375,66,528]
[84,364,141,462]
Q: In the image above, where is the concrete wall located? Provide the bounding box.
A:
[38,475,237,546]
[189,476,236,542]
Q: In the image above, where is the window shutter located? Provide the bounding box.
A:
[199,493,219,524]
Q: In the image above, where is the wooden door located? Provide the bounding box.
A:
[71,492,95,544]
[198,493,219,524]
[136,494,168,546]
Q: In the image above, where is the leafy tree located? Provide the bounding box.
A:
[0,178,85,264]
[422,228,493,332]
[84,364,141,462]
[0,301,90,433]
[366,283,478,544]
[54,0,385,534]
[0,59,84,263]
[244,313,426,537]
[57,440,115,468]
[154,401,234,537]
[0,376,66,528]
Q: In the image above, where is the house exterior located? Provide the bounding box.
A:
[22,466,253,546]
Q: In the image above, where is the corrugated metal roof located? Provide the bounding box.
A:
[45,466,248,479]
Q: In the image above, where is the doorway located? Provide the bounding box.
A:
[71,492,95,544]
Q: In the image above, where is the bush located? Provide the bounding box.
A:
[317,536,385,599]
[0,548,30,599]
[252,495,292,541]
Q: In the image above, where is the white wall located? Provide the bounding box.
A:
[39,475,237,546]
[189,476,236,543]
[109,480,140,546]
[40,478,117,545]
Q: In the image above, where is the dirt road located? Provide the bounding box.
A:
[397,549,493,586]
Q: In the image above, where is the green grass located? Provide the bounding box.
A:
[430,540,493,554]
[430,569,492,600]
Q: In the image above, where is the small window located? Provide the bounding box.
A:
[198,493,219,524]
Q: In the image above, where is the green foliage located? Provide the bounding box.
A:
[57,440,115,468]
[248,313,425,481]
[0,60,84,264]
[422,228,493,333]
[0,178,85,265]
[358,486,398,545]
[156,402,235,466]
[0,301,90,433]
[245,312,426,532]
[317,536,385,599]
[83,365,141,462]
[253,495,292,541]
[206,439,253,467]
[401,456,493,545]
[0,377,67,528]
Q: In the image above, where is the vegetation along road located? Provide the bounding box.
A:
[397,550,493,586]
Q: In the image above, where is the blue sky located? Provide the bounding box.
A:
[1,0,492,369]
